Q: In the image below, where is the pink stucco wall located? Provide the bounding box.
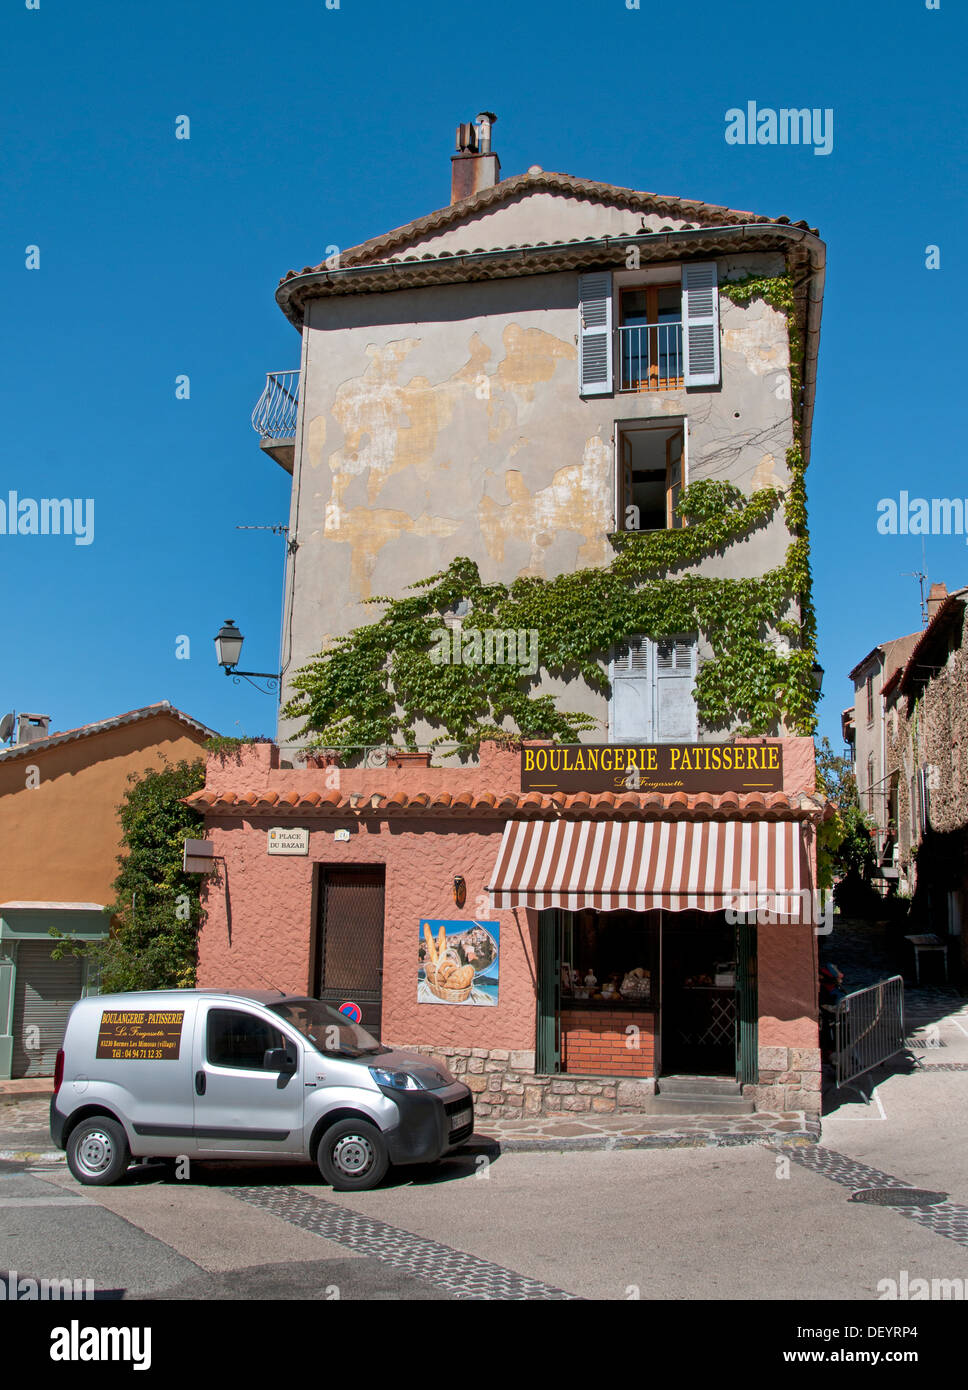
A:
[198,812,539,1049]
[196,737,820,1056]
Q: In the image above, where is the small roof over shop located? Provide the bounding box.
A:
[488,818,810,918]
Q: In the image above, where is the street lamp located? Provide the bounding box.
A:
[214,619,280,695]
[811,661,824,695]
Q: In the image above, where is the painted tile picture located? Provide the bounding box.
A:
[418,920,499,1006]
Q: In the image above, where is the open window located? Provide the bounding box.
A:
[616,421,685,533]
[618,284,683,392]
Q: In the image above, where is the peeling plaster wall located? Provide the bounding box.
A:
[280,247,797,747]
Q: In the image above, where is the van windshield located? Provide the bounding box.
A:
[268,999,388,1058]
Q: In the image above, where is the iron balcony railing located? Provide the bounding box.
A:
[618,322,684,392]
[252,369,300,440]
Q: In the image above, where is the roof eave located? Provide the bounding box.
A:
[276,222,825,463]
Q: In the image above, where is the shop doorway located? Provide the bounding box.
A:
[660,913,738,1078]
[311,865,385,1035]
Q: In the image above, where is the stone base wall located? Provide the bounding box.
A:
[391,1043,656,1119]
[396,1042,822,1117]
[746,1045,822,1115]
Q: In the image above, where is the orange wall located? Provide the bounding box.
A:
[0,718,209,906]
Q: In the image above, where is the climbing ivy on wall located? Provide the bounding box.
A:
[284,273,818,752]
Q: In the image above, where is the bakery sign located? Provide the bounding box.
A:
[96,1011,184,1061]
[521,743,783,794]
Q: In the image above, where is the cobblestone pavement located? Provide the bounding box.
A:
[782,1144,968,1250]
[468,1110,818,1150]
[226,1185,581,1300]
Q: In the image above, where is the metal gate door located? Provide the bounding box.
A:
[11,944,84,1077]
[735,920,758,1086]
[313,866,385,1035]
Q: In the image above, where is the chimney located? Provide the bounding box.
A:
[16,712,51,745]
[451,111,500,205]
[927,581,948,621]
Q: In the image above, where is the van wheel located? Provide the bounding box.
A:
[317,1119,389,1191]
[66,1117,130,1186]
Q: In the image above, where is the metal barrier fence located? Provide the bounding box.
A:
[832,975,906,1089]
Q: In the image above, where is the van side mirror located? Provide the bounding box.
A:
[264,1047,297,1074]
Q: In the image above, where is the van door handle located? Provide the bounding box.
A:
[195,1070,206,1096]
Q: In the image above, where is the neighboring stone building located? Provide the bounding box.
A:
[844,627,922,869]
[882,583,968,980]
[200,116,831,1122]
[0,703,213,1076]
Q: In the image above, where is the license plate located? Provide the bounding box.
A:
[449,1108,472,1131]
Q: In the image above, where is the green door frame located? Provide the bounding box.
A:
[735,919,759,1085]
[535,908,561,1074]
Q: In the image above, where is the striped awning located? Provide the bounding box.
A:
[488,818,809,917]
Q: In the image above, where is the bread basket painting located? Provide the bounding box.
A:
[418,920,499,1006]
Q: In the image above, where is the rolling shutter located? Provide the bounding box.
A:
[579,273,613,396]
[11,943,84,1077]
[682,261,721,387]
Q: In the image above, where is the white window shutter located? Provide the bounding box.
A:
[579,273,613,396]
[654,640,697,741]
[612,637,652,741]
[682,262,721,388]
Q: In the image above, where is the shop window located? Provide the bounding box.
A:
[610,635,698,743]
[561,909,660,1007]
[207,1009,285,1071]
[615,422,684,533]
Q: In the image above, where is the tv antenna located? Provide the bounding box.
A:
[0,711,14,745]
[902,569,929,627]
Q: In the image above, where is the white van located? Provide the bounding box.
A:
[50,990,474,1191]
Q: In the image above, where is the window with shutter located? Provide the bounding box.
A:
[610,636,697,743]
[681,262,721,388]
[655,640,698,741]
[578,272,613,396]
[611,636,653,742]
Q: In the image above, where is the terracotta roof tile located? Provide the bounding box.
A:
[185,786,826,822]
[0,701,214,762]
[283,171,812,281]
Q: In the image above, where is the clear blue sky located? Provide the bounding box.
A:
[2,0,964,748]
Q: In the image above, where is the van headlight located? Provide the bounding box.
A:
[369,1066,425,1091]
